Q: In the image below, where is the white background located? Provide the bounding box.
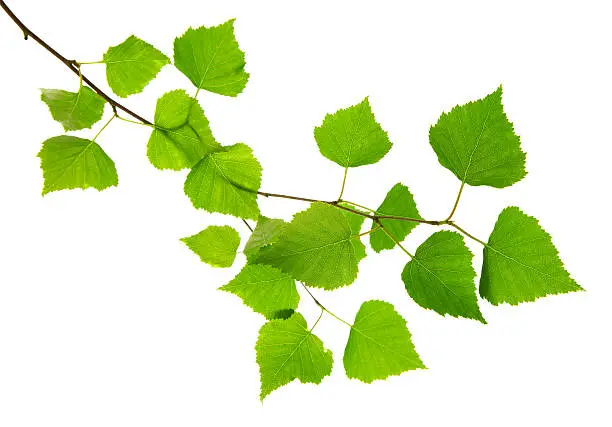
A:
[1,0,610,425]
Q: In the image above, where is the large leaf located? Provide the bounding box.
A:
[344,300,425,383]
[40,87,105,131]
[480,207,583,305]
[314,97,392,168]
[255,203,363,289]
[243,216,287,261]
[184,143,262,220]
[103,35,170,97]
[180,225,240,268]
[38,136,118,195]
[256,312,333,400]
[429,86,526,188]
[220,264,299,319]
[174,20,249,97]
[402,231,485,323]
[370,183,421,252]
[148,90,220,170]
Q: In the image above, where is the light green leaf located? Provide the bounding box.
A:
[38,136,118,195]
[344,300,425,383]
[339,202,367,262]
[184,143,262,220]
[314,97,392,168]
[402,231,485,323]
[429,86,526,188]
[181,225,240,268]
[370,183,421,252]
[40,87,106,131]
[243,216,287,261]
[220,264,299,319]
[255,203,363,289]
[480,207,583,305]
[148,90,221,170]
[256,312,333,400]
[174,20,249,97]
[103,35,170,97]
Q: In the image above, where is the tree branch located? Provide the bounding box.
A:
[0,0,152,125]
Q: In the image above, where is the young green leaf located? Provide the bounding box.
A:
[370,183,421,252]
[402,231,485,323]
[344,300,425,383]
[480,207,583,305]
[103,35,170,97]
[38,136,118,195]
[181,225,240,268]
[256,312,333,400]
[243,216,287,261]
[184,143,262,220]
[314,97,392,168]
[219,264,299,319]
[40,87,106,131]
[429,86,526,188]
[174,20,249,97]
[255,203,364,289]
[148,90,221,170]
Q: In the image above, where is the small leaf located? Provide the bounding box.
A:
[174,20,249,97]
[38,136,118,195]
[314,97,392,168]
[40,87,106,131]
[220,264,299,319]
[181,225,240,268]
[402,231,485,323]
[370,183,421,252]
[184,143,262,220]
[103,35,170,97]
[243,216,287,261]
[344,300,425,383]
[148,90,221,170]
[480,207,583,305]
[256,312,333,400]
[255,203,363,289]
[429,86,526,188]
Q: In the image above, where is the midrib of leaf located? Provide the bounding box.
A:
[408,256,460,298]
[270,327,312,380]
[267,236,353,259]
[68,88,82,118]
[351,323,416,363]
[197,37,226,88]
[104,59,167,65]
[209,153,254,206]
[460,98,494,184]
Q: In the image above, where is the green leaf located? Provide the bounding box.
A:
[174,20,249,97]
[480,207,583,305]
[180,225,240,268]
[103,35,170,97]
[40,87,106,131]
[243,216,287,261]
[148,90,221,170]
[370,183,421,252]
[220,264,299,319]
[256,312,333,400]
[428,86,526,188]
[344,300,425,383]
[184,143,262,220]
[338,202,367,262]
[314,97,392,168]
[38,136,118,195]
[401,231,485,323]
[255,203,363,290]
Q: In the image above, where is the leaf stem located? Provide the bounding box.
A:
[446,181,465,221]
[300,283,353,328]
[0,0,153,125]
[377,220,415,259]
[242,219,253,232]
[92,113,117,142]
[309,308,325,332]
[338,167,348,201]
[354,225,381,238]
[338,200,377,213]
[447,221,489,247]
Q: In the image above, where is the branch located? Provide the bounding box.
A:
[0,0,152,125]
